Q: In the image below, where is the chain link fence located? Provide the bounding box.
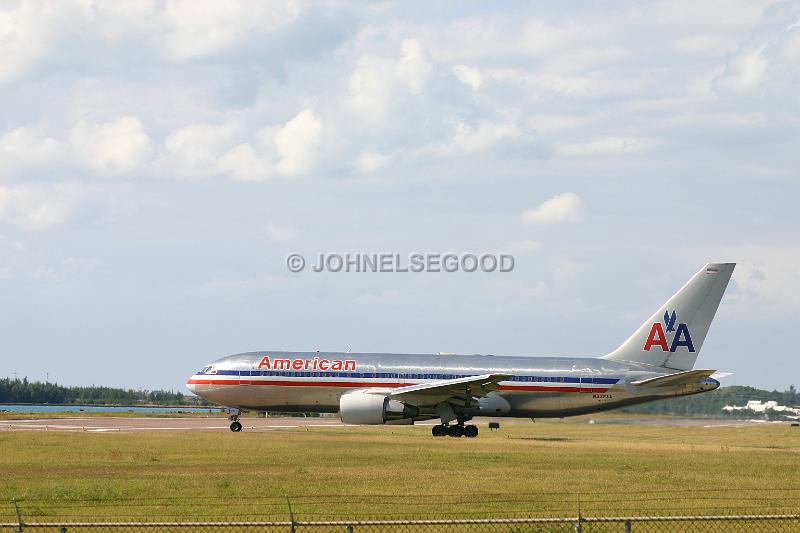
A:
[2,515,800,532]
[3,494,799,532]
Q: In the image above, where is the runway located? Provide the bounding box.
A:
[0,416,353,432]
[0,415,776,432]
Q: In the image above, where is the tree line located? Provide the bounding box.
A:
[621,384,798,417]
[0,377,212,406]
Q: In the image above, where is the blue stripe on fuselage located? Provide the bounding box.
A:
[197,369,620,385]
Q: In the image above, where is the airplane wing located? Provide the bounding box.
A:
[388,373,512,406]
[631,369,716,388]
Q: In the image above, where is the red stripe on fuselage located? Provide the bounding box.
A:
[185,379,607,393]
[188,379,406,388]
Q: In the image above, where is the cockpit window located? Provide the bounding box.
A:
[202,365,217,374]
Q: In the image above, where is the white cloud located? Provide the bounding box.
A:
[219,143,270,182]
[0,184,82,229]
[2,118,152,177]
[518,19,582,56]
[0,1,59,84]
[450,121,522,154]
[486,68,603,98]
[522,192,585,225]
[0,126,66,168]
[264,222,298,244]
[427,16,586,63]
[348,39,432,119]
[274,109,322,176]
[487,68,612,98]
[33,257,104,283]
[159,0,304,61]
[714,46,768,94]
[394,39,432,95]
[164,110,321,180]
[712,7,800,98]
[164,121,241,179]
[724,247,800,318]
[452,65,483,89]
[348,54,397,119]
[69,116,153,175]
[354,150,391,174]
[554,136,658,157]
[415,118,539,161]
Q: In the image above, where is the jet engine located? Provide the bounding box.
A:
[339,390,418,424]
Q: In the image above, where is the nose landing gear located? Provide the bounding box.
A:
[226,407,242,432]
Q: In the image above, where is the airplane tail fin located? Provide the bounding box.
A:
[602,263,735,371]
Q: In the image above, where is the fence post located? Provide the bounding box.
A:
[574,492,582,533]
[12,499,23,533]
[285,495,296,533]
[624,519,631,533]
[345,526,353,533]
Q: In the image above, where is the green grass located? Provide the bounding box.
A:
[1,419,799,523]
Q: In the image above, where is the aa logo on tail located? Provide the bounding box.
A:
[643,310,695,353]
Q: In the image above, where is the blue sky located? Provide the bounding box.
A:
[1,1,798,391]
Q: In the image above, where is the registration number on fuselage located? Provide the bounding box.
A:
[592,394,613,399]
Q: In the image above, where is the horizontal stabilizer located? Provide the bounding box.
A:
[631,369,716,388]
[710,372,733,381]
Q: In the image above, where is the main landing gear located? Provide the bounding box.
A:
[227,407,242,432]
[431,423,479,438]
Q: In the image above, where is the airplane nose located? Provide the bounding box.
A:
[186,377,197,393]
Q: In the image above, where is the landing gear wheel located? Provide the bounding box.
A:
[463,424,479,438]
[226,407,242,433]
[431,424,447,437]
[447,425,464,438]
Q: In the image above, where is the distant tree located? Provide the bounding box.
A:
[621,385,799,417]
[0,377,214,406]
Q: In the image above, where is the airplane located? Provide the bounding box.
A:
[187,262,734,437]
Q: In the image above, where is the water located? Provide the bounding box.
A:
[0,404,222,414]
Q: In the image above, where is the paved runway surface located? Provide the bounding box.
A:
[0,416,776,432]
[0,416,354,432]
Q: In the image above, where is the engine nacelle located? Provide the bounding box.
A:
[339,390,418,425]
[476,392,511,415]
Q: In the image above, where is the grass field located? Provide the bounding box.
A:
[1,418,799,523]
